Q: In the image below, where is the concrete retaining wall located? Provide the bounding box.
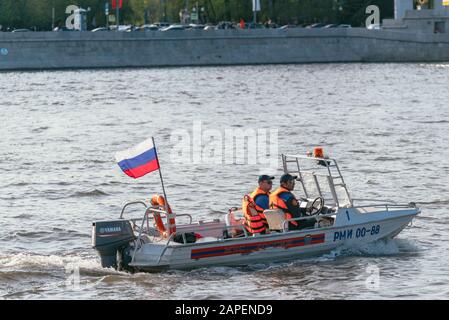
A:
[1,28,449,71]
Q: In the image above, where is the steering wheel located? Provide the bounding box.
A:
[307,197,324,216]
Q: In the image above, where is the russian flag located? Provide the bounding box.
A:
[115,138,160,179]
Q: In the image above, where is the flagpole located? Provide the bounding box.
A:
[151,137,173,232]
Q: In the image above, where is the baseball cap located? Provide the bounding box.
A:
[258,175,275,183]
[280,173,298,184]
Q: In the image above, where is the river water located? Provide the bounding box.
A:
[1,63,448,299]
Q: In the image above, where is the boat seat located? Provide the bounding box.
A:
[263,209,287,232]
[225,210,246,237]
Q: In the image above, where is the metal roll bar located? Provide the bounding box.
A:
[282,153,353,208]
[130,206,195,264]
[120,201,148,219]
[146,207,193,224]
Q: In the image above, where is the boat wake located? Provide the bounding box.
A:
[416,199,449,206]
[0,252,122,278]
[317,238,421,261]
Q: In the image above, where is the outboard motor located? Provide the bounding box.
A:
[92,220,135,269]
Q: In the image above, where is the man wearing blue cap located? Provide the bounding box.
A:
[242,175,274,234]
[251,175,274,210]
[270,173,316,230]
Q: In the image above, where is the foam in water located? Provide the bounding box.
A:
[313,238,420,262]
[0,252,112,275]
[342,239,401,256]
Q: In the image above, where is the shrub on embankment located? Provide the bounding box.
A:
[0,0,393,31]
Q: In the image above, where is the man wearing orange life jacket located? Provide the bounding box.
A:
[242,175,274,235]
[270,173,316,230]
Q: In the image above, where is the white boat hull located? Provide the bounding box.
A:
[130,207,418,271]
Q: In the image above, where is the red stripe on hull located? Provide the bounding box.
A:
[191,234,325,260]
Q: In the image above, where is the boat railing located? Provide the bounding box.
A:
[120,201,193,228]
[145,207,193,224]
[351,198,397,204]
[131,211,194,237]
[351,201,418,212]
[130,206,196,264]
[120,201,148,219]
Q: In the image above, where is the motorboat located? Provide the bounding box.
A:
[92,152,420,272]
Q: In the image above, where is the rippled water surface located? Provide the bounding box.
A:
[1,64,449,299]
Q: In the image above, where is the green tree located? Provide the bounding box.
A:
[0,0,394,30]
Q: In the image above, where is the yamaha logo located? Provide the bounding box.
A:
[1,48,8,56]
[99,226,121,233]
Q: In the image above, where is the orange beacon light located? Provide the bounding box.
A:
[313,147,324,158]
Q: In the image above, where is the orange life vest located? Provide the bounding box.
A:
[242,189,268,234]
[269,187,299,227]
[250,188,269,220]
[150,194,176,237]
